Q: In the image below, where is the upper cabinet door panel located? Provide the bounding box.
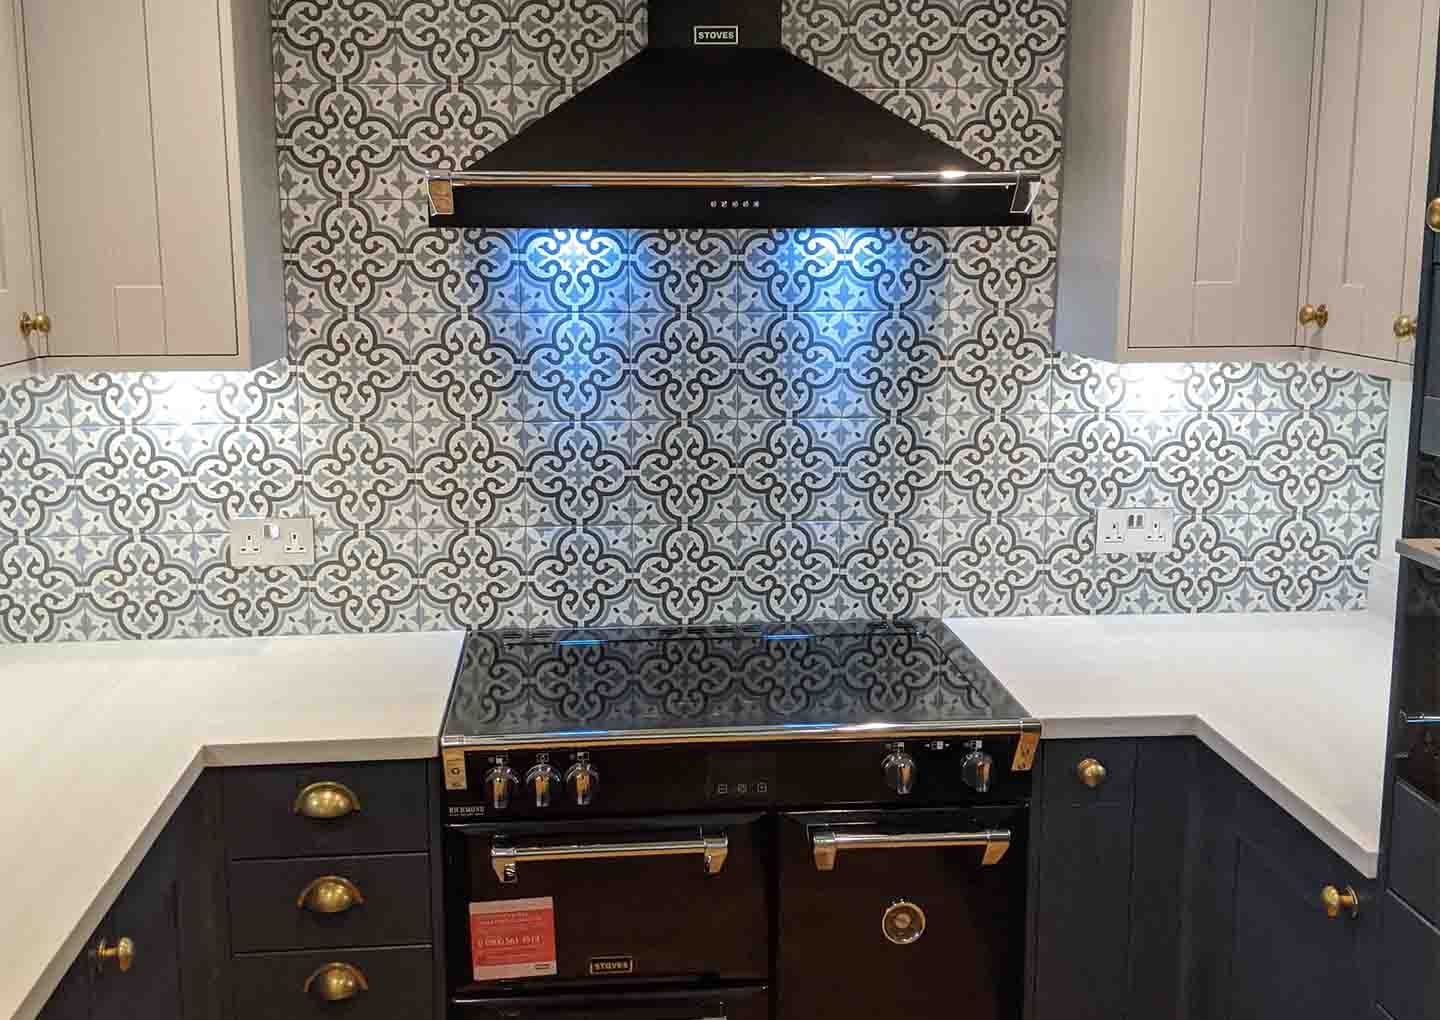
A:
[22,0,239,360]
[1305,0,1438,372]
[144,0,238,358]
[1129,0,1318,350]
[0,0,40,369]
[23,0,165,357]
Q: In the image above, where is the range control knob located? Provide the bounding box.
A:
[565,753,599,806]
[483,758,518,810]
[525,756,560,808]
[961,742,994,794]
[883,743,916,796]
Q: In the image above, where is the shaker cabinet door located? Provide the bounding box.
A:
[21,0,238,361]
[13,0,285,371]
[1056,0,1322,363]
[0,0,40,369]
[90,820,184,1020]
[1302,0,1439,377]
[1127,0,1319,354]
[33,775,220,1020]
[1188,763,1375,1020]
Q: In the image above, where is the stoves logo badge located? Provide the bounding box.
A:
[693,25,739,46]
[588,956,635,976]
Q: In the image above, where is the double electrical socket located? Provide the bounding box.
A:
[229,516,316,568]
[1096,508,1175,555]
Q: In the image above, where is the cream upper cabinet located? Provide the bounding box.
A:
[1298,0,1439,380]
[0,0,41,370]
[1057,0,1437,370]
[1057,0,1322,363]
[11,0,284,373]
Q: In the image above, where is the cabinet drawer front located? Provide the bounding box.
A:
[1379,893,1440,1020]
[232,946,432,1020]
[223,762,429,859]
[1040,739,1137,804]
[228,854,432,952]
[1389,780,1440,927]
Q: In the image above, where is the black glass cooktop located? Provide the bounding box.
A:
[441,618,1032,747]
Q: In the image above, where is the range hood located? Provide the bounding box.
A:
[426,0,1037,229]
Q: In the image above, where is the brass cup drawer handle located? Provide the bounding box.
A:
[1076,758,1107,788]
[304,962,369,1003]
[297,876,365,914]
[1321,884,1360,920]
[293,781,361,820]
[92,937,135,974]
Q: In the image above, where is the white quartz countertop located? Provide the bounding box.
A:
[945,611,1396,880]
[0,630,465,1020]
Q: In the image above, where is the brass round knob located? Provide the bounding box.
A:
[1395,315,1419,339]
[297,876,365,914]
[93,937,135,974]
[18,312,51,339]
[1076,758,1107,788]
[1321,884,1360,919]
[1299,303,1330,329]
[304,962,368,1002]
[293,781,360,819]
[1428,196,1440,232]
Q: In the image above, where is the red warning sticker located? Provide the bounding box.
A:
[470,897,558,982]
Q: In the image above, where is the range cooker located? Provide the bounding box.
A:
[438,619,1039,1020]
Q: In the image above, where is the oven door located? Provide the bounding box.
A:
[776,807,1027,1020]
[447,813,770,997]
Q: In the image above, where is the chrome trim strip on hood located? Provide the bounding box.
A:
[427,171,1039,219]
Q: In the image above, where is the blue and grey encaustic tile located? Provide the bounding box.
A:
[0,0,1389,641]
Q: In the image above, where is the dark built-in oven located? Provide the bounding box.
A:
[443,797,1027,1019]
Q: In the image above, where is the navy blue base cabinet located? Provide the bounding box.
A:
[37,771,226,1020]
[1029,737,1377,1020]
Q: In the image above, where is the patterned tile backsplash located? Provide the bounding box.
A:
[0,0,1390,643]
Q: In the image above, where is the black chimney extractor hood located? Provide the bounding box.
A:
[426,0,1038,229]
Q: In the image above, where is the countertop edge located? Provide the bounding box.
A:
[202,735,440,766]
[1190,716,1380,879]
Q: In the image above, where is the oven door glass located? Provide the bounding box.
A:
[776,807,1026,1020]
[448,813,770,996]
[452,984,769,1020]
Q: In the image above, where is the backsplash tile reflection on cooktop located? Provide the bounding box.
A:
[0,0,1388,642]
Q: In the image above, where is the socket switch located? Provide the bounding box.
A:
[1096,508,1174,555]
[229,516,316,568]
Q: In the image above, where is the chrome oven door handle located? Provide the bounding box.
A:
[491,832,729,883]
[810,827,1012,871]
